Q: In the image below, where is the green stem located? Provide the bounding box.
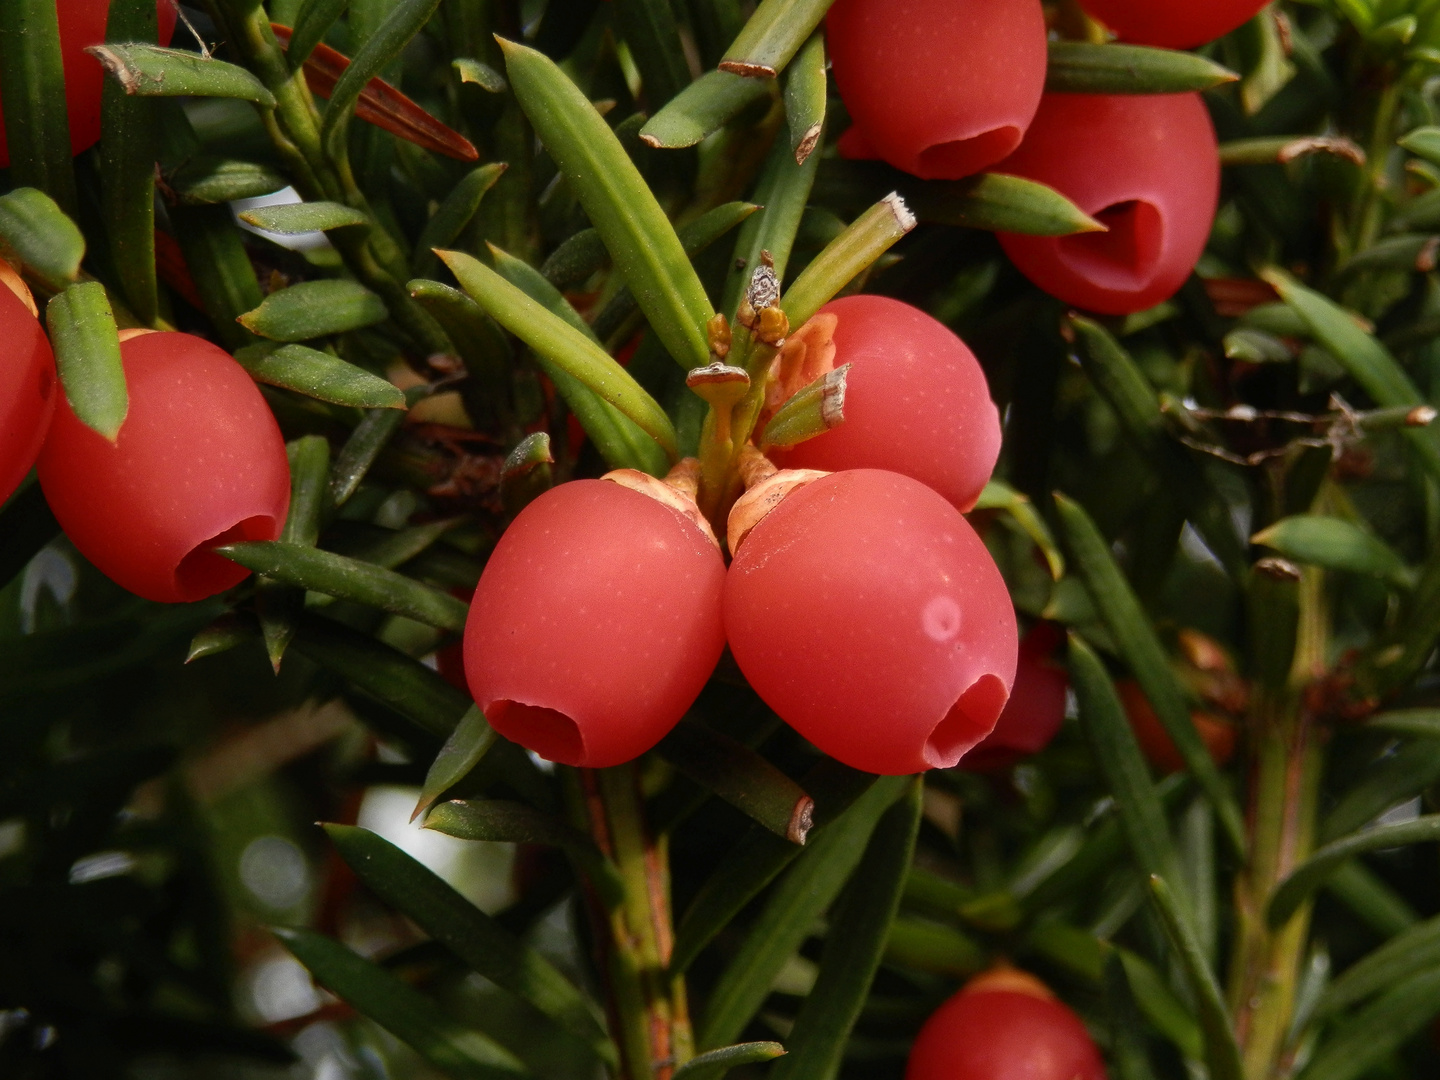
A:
[1350,77,1400,261]
[1228,569,1328,1079]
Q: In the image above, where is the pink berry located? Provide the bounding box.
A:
[773,295,1001,513]
[725,469,1017,775]
[828,0,1048,180]
[996,92,1219,315]
[38,331,290,603]
[463,479,727,768]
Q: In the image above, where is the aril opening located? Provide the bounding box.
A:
[917,126,1022,181]
[1056,200,1164,291]
[488,700,585,767]
[924,674,1011,769]
[174,515,280,601]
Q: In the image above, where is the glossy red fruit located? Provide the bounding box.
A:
[38,331,290,603]
[463,480,727,768]
[1079,0,1268,49]
[996,93,1219,315]
[1117,679,1236,774]
[828,0,1047,180]
[907,970,1107,1080]
[725,469,1017,775]
[0,282,57,506]
[961,622,1068,772]
[773,296,1002,513]
[0,0,179,168]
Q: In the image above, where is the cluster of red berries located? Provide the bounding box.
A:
[1,275,289,603]
[829,0,1242,315]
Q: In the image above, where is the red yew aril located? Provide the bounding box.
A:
[772,296,1001,513]
[38,331,290,603]
[0,276,56,506]
[907,969,1107,1080]
[1117,679,1237,774]
[827,0,1047,180]
[961,621,1068,772]
[463,478,727,769]
[0,1,179,168]
[996,92,1220,315]
[725,469,1017,776]
[1079,0,1269,49]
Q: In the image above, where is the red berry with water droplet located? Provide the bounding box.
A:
[828,0,1047,180]
[996,92,1219,315]
[772,295,1001,513]
[38,331,290,603]
[463,478,727,768]
[725,469,1017,775]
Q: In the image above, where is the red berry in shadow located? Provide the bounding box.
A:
[0,282,56,506]
[828,0,1047,180]
[725,469,1017,776]
[907,969,1107,1080]
[1116,679,1236,774]
[38,331,290,603]
[773,296,1002,513]
[961,622,1068,772]
[0,0,179,168]
[463,479,727,768]
[996,93,1219,315]
[1079,0,1269,49]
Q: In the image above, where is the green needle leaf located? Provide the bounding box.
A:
[274,927,530,1080]
[1320,741,1440,843]
[1269,815,1440,929]
[674,1043,786,1080]
[1367,709,1440,737]
[783,32,826,164]
[1147,875,1244,1080]
[437,250,679,460]
[974,480,1065,579]
[288,0,350,68]
[780,193,917,328]
[0,187,85,290]
[1045,42,1239,94]
[720,0,834,78]
[770,779,921,1080]
[218,542,469,632]
[1316,911,1440,1017]
[0,0,77,214]
[234,342,407,409]
[166,157,289,205]
[237,201,370,233]
[498,37,714,369]
[320,0,443,155]
[698,775,902,1050]
[638,70,771,149]
[238,280,389,341]
[1252,515,1416,589]
[89,44,277,106]
[414,706,497,822]
[46,283,127,443]
[1056,492,1246,854]
[323,824,616,1065]
[1299,969,1440,1080]
[413,163,507,276]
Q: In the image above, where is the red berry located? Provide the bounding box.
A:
[463,479,727,768]
[772,296,1001,513]
[961,622,1068,772]
[0,282,56,506]
[828,0,1047,180]
[725,469,1017,775]
[0,0,179,168]
[996,93,1219,315]
[1117,679,1236,774]
[907,971,1107,1080]
[1079,0,1269,49]
[38,331,290,603]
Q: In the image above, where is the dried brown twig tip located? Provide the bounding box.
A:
[1255,556,1303,582]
